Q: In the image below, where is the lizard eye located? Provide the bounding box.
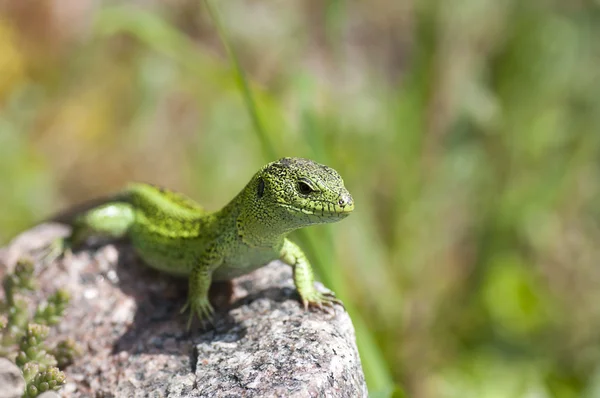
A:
[297,180,315,195]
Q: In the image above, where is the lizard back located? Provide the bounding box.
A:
[124,183,212,275]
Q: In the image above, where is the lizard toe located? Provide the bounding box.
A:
[301,290,344,314]
[182,297,215,330]
[36,237,70,265]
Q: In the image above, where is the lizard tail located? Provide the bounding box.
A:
[46,193,130,224]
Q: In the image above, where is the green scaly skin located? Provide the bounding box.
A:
[50,158,354,329]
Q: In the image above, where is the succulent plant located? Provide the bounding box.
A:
[1,257,79,397]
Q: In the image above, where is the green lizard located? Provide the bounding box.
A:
[48,157,354,329]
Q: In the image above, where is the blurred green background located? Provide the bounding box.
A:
[2,0,600,397]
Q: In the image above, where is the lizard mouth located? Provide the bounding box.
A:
[280,203,354,217]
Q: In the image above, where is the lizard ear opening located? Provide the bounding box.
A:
[257,177,265,198]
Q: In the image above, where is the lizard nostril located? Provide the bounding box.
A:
[338,194,353,207]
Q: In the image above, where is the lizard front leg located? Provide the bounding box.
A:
[181,246,223,330]
[280,239,342,311]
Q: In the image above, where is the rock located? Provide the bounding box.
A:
[0,358,25,398]
[37,392,61,398]
[0,224,367,397]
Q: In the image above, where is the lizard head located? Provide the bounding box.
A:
[252,157,354,227]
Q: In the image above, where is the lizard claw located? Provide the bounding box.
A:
[181,296,215,330]
[321,290,344,309]
[36,237,71,265]
[300,287,343,315]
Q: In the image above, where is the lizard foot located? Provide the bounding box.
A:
[181,296,215,330]
[36,237,72,265]
[301,288,344,314]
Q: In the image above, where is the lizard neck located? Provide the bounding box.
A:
[220,178,295,248]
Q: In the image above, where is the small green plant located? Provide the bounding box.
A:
[0,257,80,397]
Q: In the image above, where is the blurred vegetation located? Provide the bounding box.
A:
[1,0,600,397]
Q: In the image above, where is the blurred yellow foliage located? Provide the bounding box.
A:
[45,81,115,143]
[0,19,25,99]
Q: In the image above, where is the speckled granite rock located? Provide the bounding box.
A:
[0,358,25,398]
[0,224,367,397]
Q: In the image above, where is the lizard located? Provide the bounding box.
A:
[46,157,354,329]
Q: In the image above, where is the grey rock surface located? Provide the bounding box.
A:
[0,358,25,398]
[37,392,61,398]
[0,224,367,397]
